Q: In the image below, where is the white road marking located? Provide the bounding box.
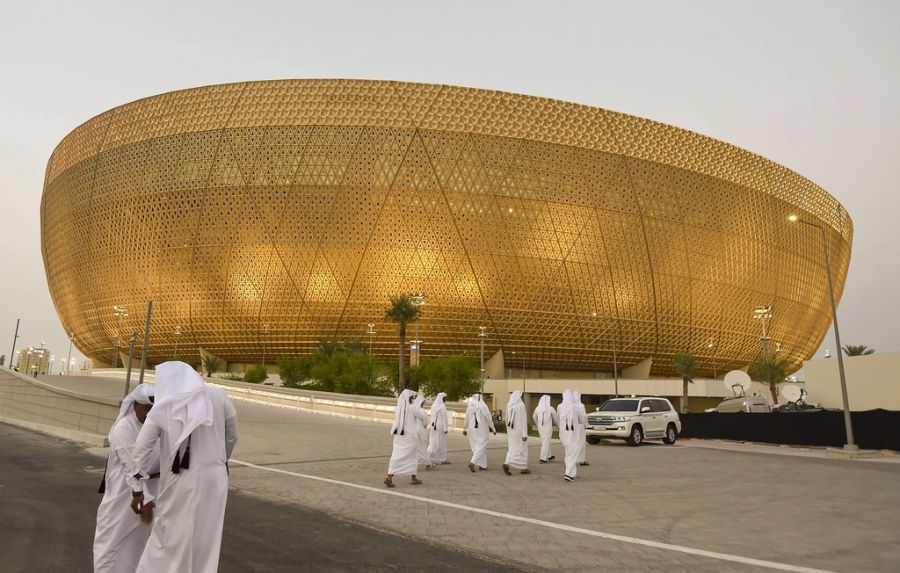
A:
[230,458,833,573]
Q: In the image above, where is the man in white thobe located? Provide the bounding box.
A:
[385,389,422,487]
[128,361,238,573]
[426,392,450,465]
[502,391,531,475]
[94,384,159,573]
[574,390,590,466]
[463,393,495,472]
[412,395,433,470]
[532,394,558,463]
[557,390,584,481]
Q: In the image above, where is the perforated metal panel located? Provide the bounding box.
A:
[40,80,852,375]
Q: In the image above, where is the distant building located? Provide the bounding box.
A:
[16,345,52,375]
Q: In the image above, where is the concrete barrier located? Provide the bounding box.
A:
[206,378,471,430]
[0,367,118,447]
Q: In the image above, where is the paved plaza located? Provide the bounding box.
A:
[223,399,900,572]
[15,375,900,572]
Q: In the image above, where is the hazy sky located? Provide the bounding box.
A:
[1,0,897,372]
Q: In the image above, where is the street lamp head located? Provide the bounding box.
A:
[787,214,799,222]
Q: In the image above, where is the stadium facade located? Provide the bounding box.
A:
[40,80,852,376]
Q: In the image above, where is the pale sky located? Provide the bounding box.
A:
[1,0,897,372]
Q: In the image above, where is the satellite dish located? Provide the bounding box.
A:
[723,370,752,397]
[781,384,802,402]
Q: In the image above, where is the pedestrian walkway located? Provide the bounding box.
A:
[226,400,900,572]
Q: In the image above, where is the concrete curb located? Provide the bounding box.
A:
[0,415,108,447]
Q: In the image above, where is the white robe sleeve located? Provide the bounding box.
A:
[487,409,497,433]
[127,416,162,493]
[463,408,473,430]
[224,395,239,460]
[552,408,559,428]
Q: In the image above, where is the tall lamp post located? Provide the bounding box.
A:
[260,324,269,366]
[367,323,376,355]
[112,306,128,369]
[788,214,857,451]
[66,332,74,375]
[409,292,426,367]
[10,318,20,371]
[173,325,182,360]
[478,326,487,395]
[592,312,620,397]
[753,304,773,356]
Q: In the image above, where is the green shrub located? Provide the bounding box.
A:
[244,364,269,384]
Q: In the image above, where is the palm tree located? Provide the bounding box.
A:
[202,355,223,378]
[384,294,422,391]
[842,345,875,356]
[673,352,697,414]
[749,357,791,404]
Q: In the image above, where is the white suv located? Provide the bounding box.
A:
[585,397,681,447]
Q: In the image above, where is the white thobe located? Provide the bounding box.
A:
[504,401,529,469]
[464,407,494,468]
[426,410,449,463]
[94,414,159,573]
[532,407,558,462]
[387,416,420,476]
[576,403,588,463]
[559,422,579,478]
[414,407,430,466]
[131,389,238,573]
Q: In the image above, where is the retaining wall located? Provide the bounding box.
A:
[0,367,118,446]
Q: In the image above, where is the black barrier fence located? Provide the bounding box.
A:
[680,409,900,451]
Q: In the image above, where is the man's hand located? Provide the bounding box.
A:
[462,430,467,436]
[130,493,144,515]
[522,436,527,442]
[139,501,155,524]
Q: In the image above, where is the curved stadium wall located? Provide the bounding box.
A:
[40,79,852,376]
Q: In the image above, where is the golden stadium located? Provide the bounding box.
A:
[40,80,851,376]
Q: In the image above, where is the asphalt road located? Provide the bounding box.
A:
[0,422,520,572]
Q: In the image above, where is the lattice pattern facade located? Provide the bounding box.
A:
[40,80,852,376]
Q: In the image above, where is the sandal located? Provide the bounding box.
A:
[520,469,532,475]
[468,463,476,473]
[384,477,395,488]
[410,477,422,485]
[502,464,512,476]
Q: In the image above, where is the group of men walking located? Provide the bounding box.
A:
[386,389,590,486]
[93,361,239,573]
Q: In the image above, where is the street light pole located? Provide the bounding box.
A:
[260,324,269,366]
[66,332,74,375]
[124,332,138,399]
[173,325,181,360]
[112,306,128,369]
[137,301,153,386]
[9,318,20,371]
[478,326,486,395]
[788,215,857,451]
[367,323,376,356]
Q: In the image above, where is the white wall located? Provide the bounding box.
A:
[803,352,900,411]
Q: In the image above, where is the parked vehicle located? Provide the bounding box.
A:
[712,395,771,413]
[585,397,681,446]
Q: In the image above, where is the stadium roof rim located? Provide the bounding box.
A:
[45,78,851,240]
